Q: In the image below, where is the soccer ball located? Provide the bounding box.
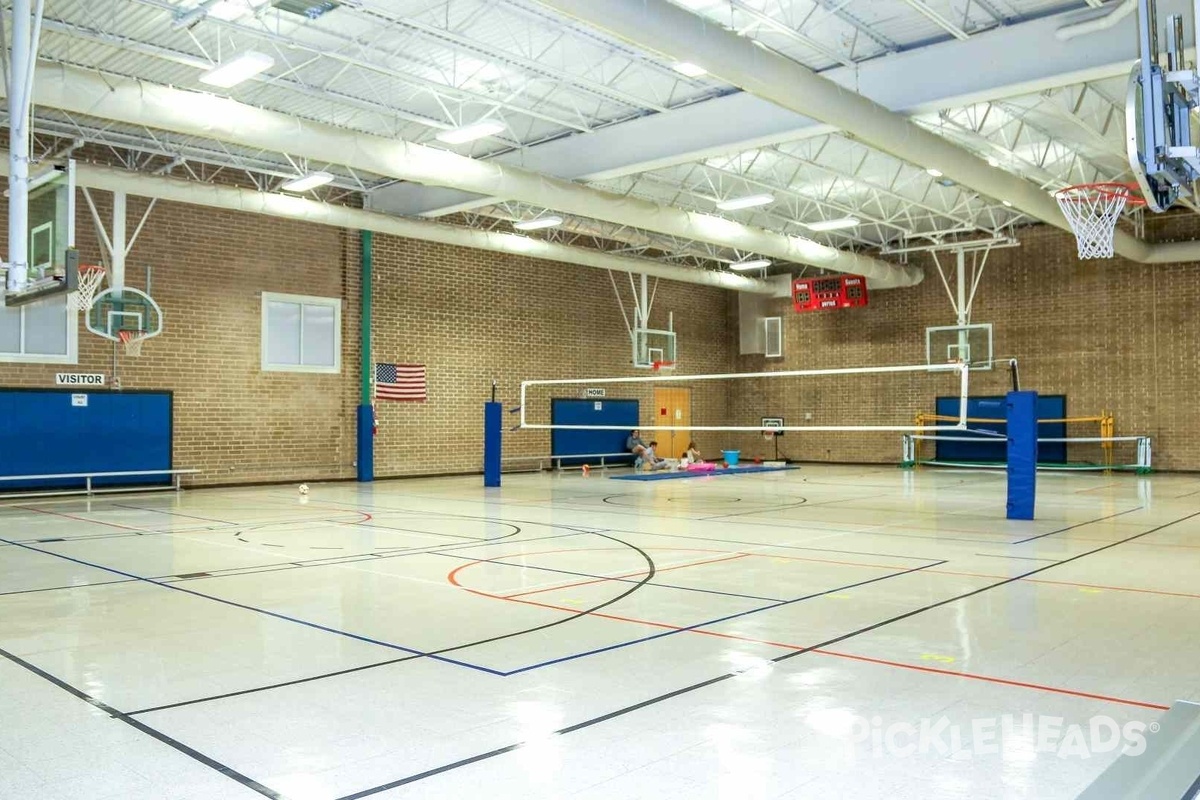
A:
[298,484,309,496]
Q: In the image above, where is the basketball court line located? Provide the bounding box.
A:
[455,558,1171,710]
[0,646,283,800]
[1011,505,1145,543]
[300,494,962,563]
[332,509,1200,800]
[2,501,1190,800]
[0,534,505,675]
[438,550,783,603]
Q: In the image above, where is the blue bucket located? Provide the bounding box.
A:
[722,450,740,466]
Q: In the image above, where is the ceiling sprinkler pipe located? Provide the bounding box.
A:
[1055,0,1139,41]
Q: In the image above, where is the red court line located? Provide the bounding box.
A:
[926,568,1200,600]
[14,504,153,533]
[503,553,750,599]
[448,556,1169,711]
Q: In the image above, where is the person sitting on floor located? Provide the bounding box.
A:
[683,441,704,465]
[643,441,671,471]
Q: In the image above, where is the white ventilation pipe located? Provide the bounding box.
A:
[18,63,920,289]
[5,158,773,294]
[1055,0,1138,41]
[534,0,1200,265]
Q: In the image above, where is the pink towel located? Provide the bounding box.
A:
[685,462,717,472]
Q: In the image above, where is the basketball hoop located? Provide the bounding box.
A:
[1054,183,1145,259]
[651,360,675,373]
[119,329,149,357]
[66,264,105,312]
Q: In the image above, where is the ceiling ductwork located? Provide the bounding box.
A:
[535,0,1200,266]
[0,156,773,294]
[17,63,921,289]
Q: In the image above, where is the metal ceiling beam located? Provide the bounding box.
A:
[16,62,920,287]
[531,0,1196,264]
[900,0,971,40]
[2,156,770,293]
[380,0,1163,217]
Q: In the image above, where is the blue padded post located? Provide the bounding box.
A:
[484,401,502,487]
[356,405,374,482]
[1006,390,1037,520]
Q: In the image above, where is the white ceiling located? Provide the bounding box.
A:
[10,0,1151,274]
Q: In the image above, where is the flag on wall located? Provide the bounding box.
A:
[375,363,427,402]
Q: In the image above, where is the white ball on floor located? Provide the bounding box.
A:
[298,484,309,496]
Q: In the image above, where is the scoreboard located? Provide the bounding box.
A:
[792,275,868,313]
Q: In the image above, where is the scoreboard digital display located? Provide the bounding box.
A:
[792,274,869,313]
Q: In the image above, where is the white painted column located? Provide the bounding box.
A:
[110,191,127,293]
[7,0,31,291]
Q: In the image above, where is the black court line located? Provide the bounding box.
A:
[112,503,241,525]
[127,531,657,716]
[972,553,1060,563]
[0,577,138,597]
[1011,506,1144,544]
[331,508,1200,800]
[0,646,282,799]
[434,550,786,603]
[0,535,492,674]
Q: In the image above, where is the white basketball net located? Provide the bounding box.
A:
[66,266,105,311]
[119,330,149,357]
[1054,184,1140,260]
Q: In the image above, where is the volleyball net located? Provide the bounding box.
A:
[901,412,1152,473]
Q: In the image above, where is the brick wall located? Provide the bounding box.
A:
[727,220,1199,470]
[0,197,733,485]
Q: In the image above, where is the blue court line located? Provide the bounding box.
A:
[435,551,786,603]
[610,465,797,481]
[0,535,503,676]
[498,558,946,676]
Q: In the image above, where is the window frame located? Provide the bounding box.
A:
[0,295,79,365]
[260,291,342,374]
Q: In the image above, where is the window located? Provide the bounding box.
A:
[0,294,78,364]
[763,316,783,358]
[261,292,341,373]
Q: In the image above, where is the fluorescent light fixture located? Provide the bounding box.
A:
[436,120,506,144]
[281,171,334,192]
[731,258,772,271]
[513,216,563,231]
[673,62,708,78]
[926,167,944,177]
[803,216,860,232]
[986,156,1001,167]
[199,51,275,88]
[716,193,774,211]
[1002,200,1013,207]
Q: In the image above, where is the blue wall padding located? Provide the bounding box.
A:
[1006,390,1038,520]
[0,390,171,490]
[935,395,1066,462]
[356,404,374,482]
[551,399,639,466]
[484,401,502,487]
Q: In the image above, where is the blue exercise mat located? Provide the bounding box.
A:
[610,465,796,481]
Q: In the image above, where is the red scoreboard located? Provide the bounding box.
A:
[792,275,869,313]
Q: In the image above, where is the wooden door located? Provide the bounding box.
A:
[653,387,691,460]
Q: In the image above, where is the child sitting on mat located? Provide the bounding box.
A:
[682,441,703,465]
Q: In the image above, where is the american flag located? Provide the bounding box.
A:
[375,363,427,402]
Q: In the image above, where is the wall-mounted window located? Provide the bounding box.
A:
[0,294,77,364]
[261,292,341,374]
